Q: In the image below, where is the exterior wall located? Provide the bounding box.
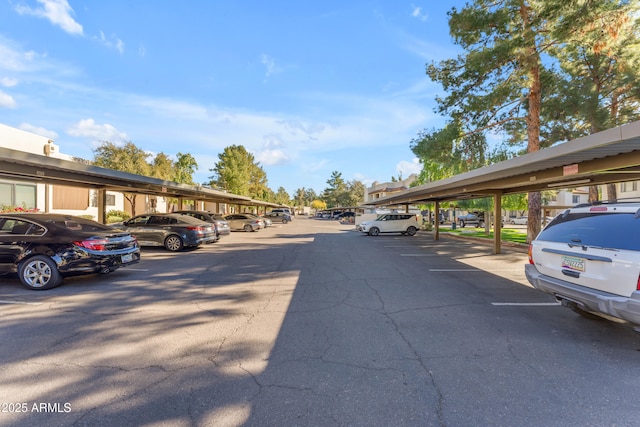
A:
[0,123,126,218]
[608,181,640,200]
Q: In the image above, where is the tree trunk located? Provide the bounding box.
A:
[588,185,599,203]
[606,183,617,202]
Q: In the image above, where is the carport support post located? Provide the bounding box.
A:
[434,200,440,241]
[493,191,502,254]
[97,189,107,224]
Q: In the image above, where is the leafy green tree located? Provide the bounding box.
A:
[274,187,291,205]
[411,121,486,184]
[294,188,306,209]
[174,153,198,185]
[322,171,347,208]
[426,1,552,242]
[93,141,152,215]
[344,180,365,207]
[151,152,174,181]
[209,145,269,199]
[543,0,640,202]
[304,188,318,205]
[502,193,528,216]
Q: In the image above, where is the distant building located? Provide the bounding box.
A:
[364,174,417,204]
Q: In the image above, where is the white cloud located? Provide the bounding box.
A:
[0,40,41,72]
[67,119,129,142]
[93,31,124,54]
[353,172,376,187]
[256,149,289,166]
[0,77,18,87]
[0,90,17,108]
[396,157,421,176]
[411,5,428,22]
[15,0,83,36]
[260,54,282,78]
[19,123,59,139]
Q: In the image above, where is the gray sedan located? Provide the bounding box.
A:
[114,213,218,251]
[263,211,292,223]
[224,214,262,232]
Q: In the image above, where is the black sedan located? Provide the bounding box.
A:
[0,213,140,290]
[113,213,218,251]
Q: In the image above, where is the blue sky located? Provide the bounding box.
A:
[0,0,463,196]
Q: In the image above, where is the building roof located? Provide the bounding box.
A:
[0,146,254,205]
[370,120,640,206]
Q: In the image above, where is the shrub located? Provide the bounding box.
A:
[106,210,130,224]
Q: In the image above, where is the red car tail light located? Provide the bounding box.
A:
[186,226,205,231]
[528,244,534,265]
[74,239,108,251]
[637,274,640,291]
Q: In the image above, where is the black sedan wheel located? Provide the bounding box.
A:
[282,219,288,224]
[18,255,62,290]
[164,235,184,251]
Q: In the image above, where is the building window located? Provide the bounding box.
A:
[621,181,638,192]
[106,194,116,206]
[572,195,580,204]
[0,182,36,208]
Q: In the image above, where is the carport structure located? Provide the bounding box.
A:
[369,121,640,254]
[0,146,281,221]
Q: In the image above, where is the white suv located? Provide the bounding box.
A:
[525,202,640,329]
[359,213,419,236]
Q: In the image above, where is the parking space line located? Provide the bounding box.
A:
[0,300,43,305]
[401,254,440,256]
[491,302,560,306]
[429,268,482,272]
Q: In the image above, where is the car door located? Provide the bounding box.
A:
[122,215,157,246]
[377,214,394,233]
[0,218,46,273]
[224,215,241,230]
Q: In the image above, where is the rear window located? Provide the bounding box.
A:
[537,212,640,251]
[45,217,110,232]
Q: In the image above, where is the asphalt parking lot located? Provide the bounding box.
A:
[1,218,640,426]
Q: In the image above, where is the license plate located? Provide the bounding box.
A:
[121,253,134,263]
[561,255,585,272]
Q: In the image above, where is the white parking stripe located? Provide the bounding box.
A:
[0,300,43,305]
[491,302,560,306]
[401,254,440,256]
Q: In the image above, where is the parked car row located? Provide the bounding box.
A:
[0,209,292,290]
[315,211,355,220]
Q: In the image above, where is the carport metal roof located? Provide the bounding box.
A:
[368,120,640,254]
[0,146,253,204]
[370,121,640,206]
